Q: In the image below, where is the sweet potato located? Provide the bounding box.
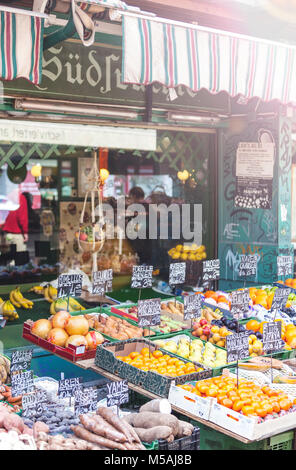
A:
[139,399,171,414]
[124,412,179,436]
[96,407,136,443]
[33,421,50,438]
[133,426,173,443]
[80,414,126,443]
[71,425,126,450]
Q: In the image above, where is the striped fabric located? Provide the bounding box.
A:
[122,15,296,104]
[0,11,44,85]
[79,0,129,8]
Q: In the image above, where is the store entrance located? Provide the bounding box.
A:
[0,127,217,291]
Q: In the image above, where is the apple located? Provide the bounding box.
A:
[200,319,208,326]
[203,327,211,336]
[79,232,88,241]
[193,322,200,330]
[196,327,203,337]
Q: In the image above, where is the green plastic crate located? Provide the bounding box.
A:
[197,422,294,450]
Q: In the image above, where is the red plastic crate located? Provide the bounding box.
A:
[22,321,99,362]
[110,305,138,322]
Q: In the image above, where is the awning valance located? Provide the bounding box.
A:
[122,14,296,104]
[0,8,45,85]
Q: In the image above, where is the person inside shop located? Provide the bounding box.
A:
[128,186,145,204]
[2,191,29,252]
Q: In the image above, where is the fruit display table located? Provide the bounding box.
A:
[64,356,294,446]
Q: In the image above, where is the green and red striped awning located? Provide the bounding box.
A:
[122,14,296,104]
[0,10,44,85]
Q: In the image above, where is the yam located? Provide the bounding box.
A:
[133,426,173,443]
[176,420,194,438]
[124,412,179,436]
[3,413,24,433]
[71,425,126,450]
[33,421,50,438]
[139,399,171,414]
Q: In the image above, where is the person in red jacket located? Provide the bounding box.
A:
[3,192,29,252]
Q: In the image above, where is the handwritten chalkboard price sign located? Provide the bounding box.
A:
[11,370,35,397]
[92,269,113,295]
[22,389,47,418]
[183,294,203,321]
[58,377,83,399]
[137,298,161,327]
[263,322,284,354]
[230,290,250,319]
[202,259,220,282]
[74,387,98,416]
[131,265,153,289]
[271,287,291,312]
[277,256,294,278]
[169,262,186,286]
[106,380,129,407]
[226,332,249,363]
[10,348,33,373]
[57,274,83,298]
[238,255,258,278]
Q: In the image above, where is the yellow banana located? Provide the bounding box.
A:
[9,290,21,308]
[44,286,53,303]
[48,285,57,301]
[50,301,57,316]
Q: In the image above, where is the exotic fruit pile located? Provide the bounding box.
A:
[168,244,207,261]
[30,312,104,350]
[178,376,296,422]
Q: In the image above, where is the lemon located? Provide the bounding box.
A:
[201,252,207,259]
[172,252,181,260]
[183,245,190,252]
[180,253,188,260]
[175,244,183,252]
[194,254,202,261]
[188,254,196,261]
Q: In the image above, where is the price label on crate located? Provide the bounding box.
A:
[263,321,284,354]
[10,348,33,373]
[58,377,83,399]
[106,380,129,407]
[202,259,220,282]
[11,370,35,397]
[92,269,113,296]
[22,389,47,419]
[271,287,291,312]
[230,290,250,319]
[226,331,249,363]
[74,386,98,416]
[277,256,294,278]
[183,294,203,321]
[238,254,258,278]
[169,262,186,286]
[131,265,153,289]
[57,274,83,298]
[137,298,161,328]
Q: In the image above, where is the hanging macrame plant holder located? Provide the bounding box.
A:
[78,149,106,271]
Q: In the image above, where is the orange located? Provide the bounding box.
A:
[141,347,150,356]
[206,388,218,398]
[279,399,292,411]
[277,280,284,284]
[199,384,209,395]
[271,401,281,413]
[204,290,216,298]
[162,355,171,362]
[255,406,268,418]
[233,400,244,412]
[242,405,255,416]
[152,350,163,359]
[221,398,233,409]
[122,357,132,364]
[246,320,260,331]
[285,278,293,287]
[129,351,140,360]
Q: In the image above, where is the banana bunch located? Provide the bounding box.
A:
[29,285,45,295]
[50,297,86,316]
[0,354,10,385]
[9,287,33,309]
[43,285,58,303]
[0,298,19,322]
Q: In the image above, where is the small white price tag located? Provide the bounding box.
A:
[76,345,86,355]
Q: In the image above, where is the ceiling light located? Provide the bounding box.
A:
[15,99,138,120]
[168,112,221,124]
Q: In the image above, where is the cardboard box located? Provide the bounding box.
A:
[168,383,212,421]
[209,400,296,440]
[95,338,212,398]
